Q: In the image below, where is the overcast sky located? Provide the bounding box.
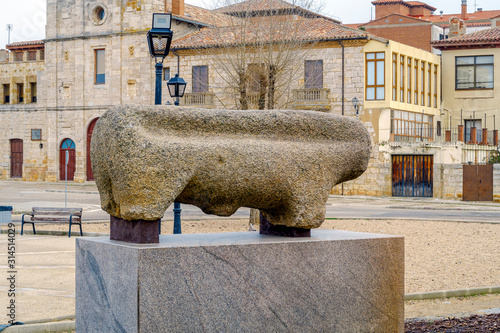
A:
[1,0,498,49]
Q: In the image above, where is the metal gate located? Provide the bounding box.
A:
[392,155,433,197]
[463,164,493,201]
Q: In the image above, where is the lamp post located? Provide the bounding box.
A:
[166,62,187,234]
[147,13,173,104]
[147,13,183,234]
[352,97,360,118]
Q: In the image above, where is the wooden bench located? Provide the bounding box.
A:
[21,207,83,237]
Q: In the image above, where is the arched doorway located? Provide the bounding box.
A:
[10,139,23,178]
[87,118,99,181]
[60,138,76,181]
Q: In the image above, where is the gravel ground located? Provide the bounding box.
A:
[33,218,500,295]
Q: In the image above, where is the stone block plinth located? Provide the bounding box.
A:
[76,230,404,332]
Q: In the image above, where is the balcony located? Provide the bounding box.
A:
[181,92,216,109]
[291,88,331,111]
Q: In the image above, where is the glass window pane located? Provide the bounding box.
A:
[367,62,375,85]
[476,65,493,88]
[456,66,474,89]
[376,87,384,99]
[367,53,375,60]
[376,61,385,85]
[367,87,375,100]
[376,52,385,59]
[456,56,474,65]
[476,55,493,64]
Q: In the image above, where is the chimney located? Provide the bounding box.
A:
[172,0,185,16]
[461,0,467,20]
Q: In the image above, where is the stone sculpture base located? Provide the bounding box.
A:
[76,230,404,332]
[109,216,159,243]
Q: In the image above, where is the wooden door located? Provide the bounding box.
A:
[10,139,23,178]
[392,155,433,197]
[87,118,99,181]
[60,139,76,181]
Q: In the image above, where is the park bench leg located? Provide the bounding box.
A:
[69,221,72,238]
[79,223,83,236]
[32,223,36,235]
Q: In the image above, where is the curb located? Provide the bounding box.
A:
[0,229,108,238]
[3,321,75,333]
[405,286,500,300]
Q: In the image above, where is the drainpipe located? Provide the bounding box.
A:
[338,40,345,116]
[338,40,345,196]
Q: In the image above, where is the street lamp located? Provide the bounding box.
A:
[147,13,182,234]
[352,97,360,118]
[147,13,173,105]
[167,74,187,106]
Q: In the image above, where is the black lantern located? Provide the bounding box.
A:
[147,13,173,61]
[352,97,360,117]
[167,74,187,106]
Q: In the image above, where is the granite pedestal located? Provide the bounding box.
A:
[76,230,404,332]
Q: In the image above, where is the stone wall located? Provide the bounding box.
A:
[0,107,105,182]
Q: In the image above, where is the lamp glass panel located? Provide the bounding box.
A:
[153,14,171,29]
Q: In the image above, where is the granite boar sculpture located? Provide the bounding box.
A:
[91,105,371,229]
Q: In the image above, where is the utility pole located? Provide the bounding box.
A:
[6,24,13,45]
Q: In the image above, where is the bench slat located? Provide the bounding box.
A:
[30,211,82,216]
[30,217,81,222]
[32,207,82,212]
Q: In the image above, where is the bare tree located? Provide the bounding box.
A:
[191,0,328,110]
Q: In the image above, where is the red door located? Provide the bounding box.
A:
[87,118,99,181]
[10,139,23,178]
[60,138,76,181]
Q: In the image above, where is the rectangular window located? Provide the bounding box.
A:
[400,55,405,102]
[40,50,44,61]
[305,60,323,89]
[434,65,438,108]
[427,63,432,107]
[407,58,412,104]
[28,51,37,61]
[95,49,105,84]
[3,84,10,104]
[366,52,385,100]
[17,83,24,103]
[456,55,494,89]
[414,60,418,105]
[30,82,37,103]
[163,67,170,81]
[421,61,425,106]
[192,65,209,93]
[391,110,434,142]
[392,54,397,101]
[14,52,23,62]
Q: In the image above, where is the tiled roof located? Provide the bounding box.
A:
[165,0,235,27]
[6,40,44,50]
[371,0,436,10]
[432,27,500,48]
[412,10,500,26]
[218,0,295,13]
[216,0,340,23]
[363,12,431,26]
[172,18,368,49]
